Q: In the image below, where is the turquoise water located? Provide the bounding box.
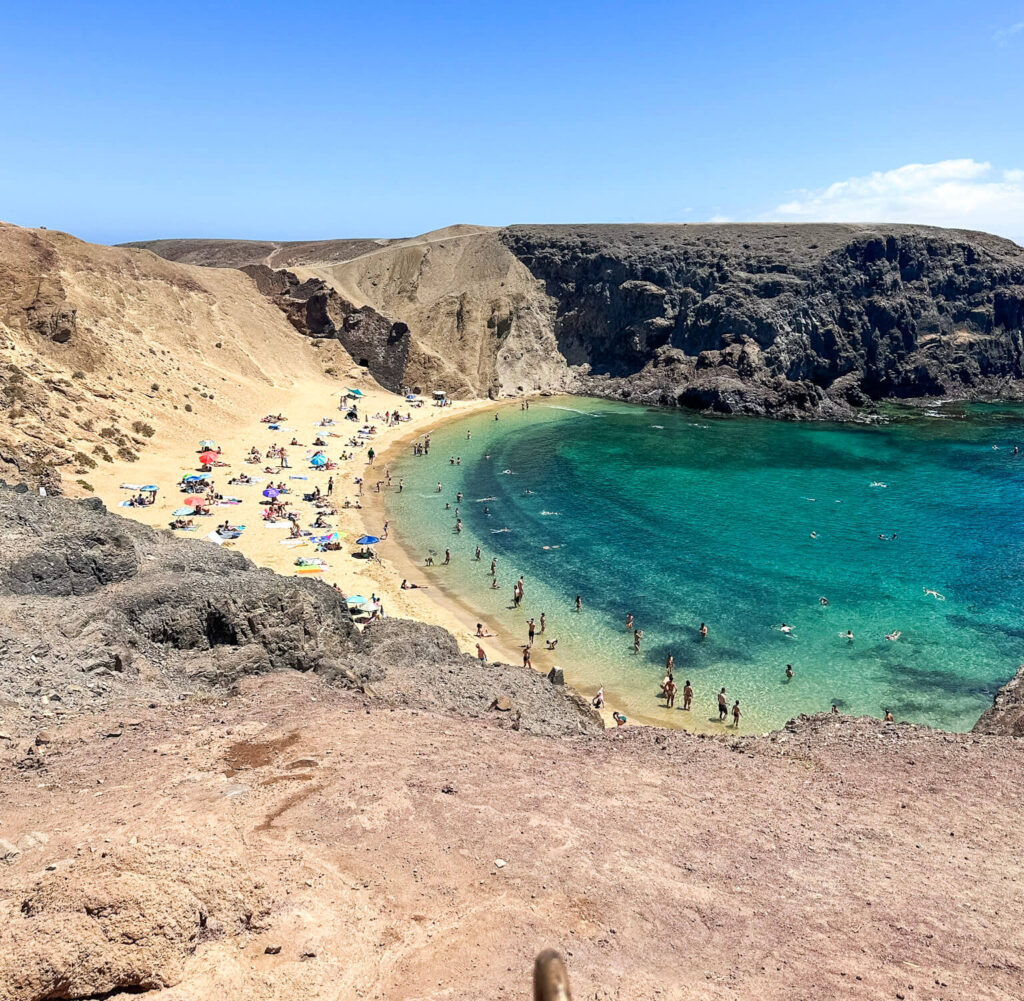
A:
[386,398,1024,732]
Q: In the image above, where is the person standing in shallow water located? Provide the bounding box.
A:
[699,622,708,640]
[718,687,728,721]
[575,595,582,612]
[664,675,676,708]
[732,700,741,728]
[633,629,643,654]
[683,679,693,710]
[785,664,793,681]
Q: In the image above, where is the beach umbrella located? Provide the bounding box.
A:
[183,474,206,482]
[198,450,218,465]
[199,440,215,449]
[345,595,369,606]
[358,601,380,612]
[355,535,380,546]
[346,388,363,397]
[310,454,327,467]
[172,507,193,517]
[405,394,417,401]
[185,496,205,507]
[262,487,279,499]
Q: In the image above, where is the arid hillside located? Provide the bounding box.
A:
[0,223,359,490]
[132,222,1024,417]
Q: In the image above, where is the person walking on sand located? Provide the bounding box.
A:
[490,557,497,576]
[476,643,487,662]
[327,476,334,496]
[527,618,536,646]
[443,549,451,565]
[475,545,481,561]
[665,675,676,708]
[683,679,693,710]
[367,447,375,466]
[398,478,404,492]
[718,687,728,721]
[732,700,741,728]
[279,447,289,470]
[523,647,531,668]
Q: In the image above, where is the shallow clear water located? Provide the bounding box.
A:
[386,398,1024,732]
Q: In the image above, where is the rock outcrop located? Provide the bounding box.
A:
[973,664,1024,736]
[240,264,411,392]
[0,485,599,737]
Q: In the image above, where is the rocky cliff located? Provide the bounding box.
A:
[500,223,1024,418]
[240,264,411,392]
[131,223,1024,418]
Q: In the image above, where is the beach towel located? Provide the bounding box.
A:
[288,475,308,480]
[120,483,145,490]
[295,567,323,574]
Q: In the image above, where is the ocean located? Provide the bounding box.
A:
[385,397,1024,732]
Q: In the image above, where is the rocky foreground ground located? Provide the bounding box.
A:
[1,486,1023,1000]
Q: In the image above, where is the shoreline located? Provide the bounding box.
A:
[355,398,626,725]
[359,397,740,733]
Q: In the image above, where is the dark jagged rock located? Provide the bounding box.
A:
[0,486,599,736]
[500,223,1024,418]
[240,264,410,392]
[973,665,1024,736]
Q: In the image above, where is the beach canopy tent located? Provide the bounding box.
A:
[432,390,447,400]
[355,535,380,546]
[345,388,364,397]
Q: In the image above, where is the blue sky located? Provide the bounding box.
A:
[2,0,1023,244]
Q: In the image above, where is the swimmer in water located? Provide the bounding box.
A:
[819,597,829,606]
[779,623,792,634]
[785,663,793,680]
[885,630,901,641]
[810,531,818,539]
[923,588,946,600]
[625,612,634,632]
[842,630,854,641]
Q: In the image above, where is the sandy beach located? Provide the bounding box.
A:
[85,374,621,719]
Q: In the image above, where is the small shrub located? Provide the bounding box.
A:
[81,417,95,431]
[73,451,97,470]
[99,426,118,440]
[93,444,113,462]
[131,421,155,438]
[151,383,159,391]
[117,446,138,463]
[76,479,94,492]
[72,371,86,379]
[184,403,193,412]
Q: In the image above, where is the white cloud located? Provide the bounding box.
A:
[767,159,1024,244]
[994,21,1024,44]
[708,213,732,223]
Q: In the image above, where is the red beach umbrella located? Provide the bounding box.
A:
[185,496,205,507]
[199,450,218,465]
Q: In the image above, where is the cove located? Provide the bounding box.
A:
[385,397,1024,733]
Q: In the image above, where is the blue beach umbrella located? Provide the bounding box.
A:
[345,595,369,606]
[346,388,363,397]
[310,454,327,467]
[183,474,207,482]
[355,535,380,546]
[262,487,279,498]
